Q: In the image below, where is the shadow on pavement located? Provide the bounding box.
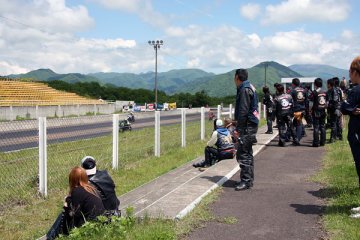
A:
[290,204,324,215]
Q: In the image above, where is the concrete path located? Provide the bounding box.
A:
[186,130,326,240]
[119,125,278,219]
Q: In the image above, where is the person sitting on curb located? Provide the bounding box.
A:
[81,156,121,217]
[193,119,235,168]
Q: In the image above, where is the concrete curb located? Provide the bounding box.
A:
[174,132,279,220]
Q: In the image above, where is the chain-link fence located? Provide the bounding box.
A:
[0,120,39,211]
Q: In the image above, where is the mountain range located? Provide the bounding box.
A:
[7,62,347,97]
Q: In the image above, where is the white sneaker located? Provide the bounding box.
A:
[351,206,360,213]
[350,213,360,218]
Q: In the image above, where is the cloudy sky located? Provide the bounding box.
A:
[0,0,359,75]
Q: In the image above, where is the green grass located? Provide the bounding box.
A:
[0,120,213,240]
[0,115,262,239]
[312,123,360,240]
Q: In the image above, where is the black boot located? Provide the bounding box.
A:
[192,160,206,168]
[235,181,251,191]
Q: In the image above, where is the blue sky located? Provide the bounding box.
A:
[0,0,359,75]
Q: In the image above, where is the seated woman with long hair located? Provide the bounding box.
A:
[47,167,105,239]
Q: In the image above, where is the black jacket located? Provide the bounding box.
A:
[64,186,105,228]
[327,88,340,111]
[341,84,360,137]
[89,170,120,211]
[263,92,273,109]
[274,93,294,118]
[235,80,259,134]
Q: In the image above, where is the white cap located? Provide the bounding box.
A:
[216,119,223,127]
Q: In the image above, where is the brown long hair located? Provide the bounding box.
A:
[68,167,99,197]
[350,56,360,75]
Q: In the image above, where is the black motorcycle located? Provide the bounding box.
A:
[127,113,135,123]
[119,120,132,132]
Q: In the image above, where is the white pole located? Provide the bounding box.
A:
[181,109,186,147]
[258,102,261,119]
[229,104,233,119]
[155,111,160,157]
[38,117,47,197]
[9,106,13,121]
[201,107,205,140]
[217,105,221,119]
[112,114,119,170]
[36,105,39,119]
[263,104,266,119]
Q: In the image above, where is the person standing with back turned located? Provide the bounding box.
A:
[234,69,259,191]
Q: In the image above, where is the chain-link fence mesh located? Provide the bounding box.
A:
[160,112,182,153]
[118,115,154,169]
[0,120,39,211]
[46,115,113,193]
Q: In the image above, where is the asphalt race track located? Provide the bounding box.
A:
[0,113,201,152]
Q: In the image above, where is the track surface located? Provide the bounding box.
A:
[0,113,201,152]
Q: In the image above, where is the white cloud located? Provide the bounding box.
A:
[94,0,168,29]
[187,58,200,68]
[341,29,355,40]
[0,0,94,33]
[263,0,350,25]
[0,1,358,76]
[0,61,28,75]
[240,3,261,20]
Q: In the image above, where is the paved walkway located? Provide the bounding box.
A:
[119,125,278,219]
[186,130,326,240]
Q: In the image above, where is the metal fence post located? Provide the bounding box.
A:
[112,114,119,170]
[38,117,47,197]
[229,104,233,119]
[217,105,221,119]
[181,109,186,147]
[263,104,266,119]
[258,102,261,119]
[36,105,39,119]
[201,107,205,140]
[9,106,13,121]
[155,111,160,157]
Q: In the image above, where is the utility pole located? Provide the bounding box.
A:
[148,40,163,110]
[264,62,268,87]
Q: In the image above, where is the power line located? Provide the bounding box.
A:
[0,15,50,34]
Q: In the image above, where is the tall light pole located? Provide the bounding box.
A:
[148,40,163,110]
[264,62,268,87]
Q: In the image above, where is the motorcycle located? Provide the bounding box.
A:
[119,119,132,132]
[127,113,135,123]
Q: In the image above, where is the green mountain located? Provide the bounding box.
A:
[289,64,348,80]
[8,68,58,81]
[7,63,302,97]
[89,69,215,93]
[9,69,100,83]
[179,61,303,97]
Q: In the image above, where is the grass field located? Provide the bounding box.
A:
[0,119,213,240]
[313,123,360,240]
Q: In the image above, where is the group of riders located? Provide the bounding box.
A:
[194,76,351,169]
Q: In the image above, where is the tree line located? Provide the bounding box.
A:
[44,80,242,107]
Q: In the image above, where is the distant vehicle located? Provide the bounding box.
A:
[127,112,135,123]
[119,119,132,132]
